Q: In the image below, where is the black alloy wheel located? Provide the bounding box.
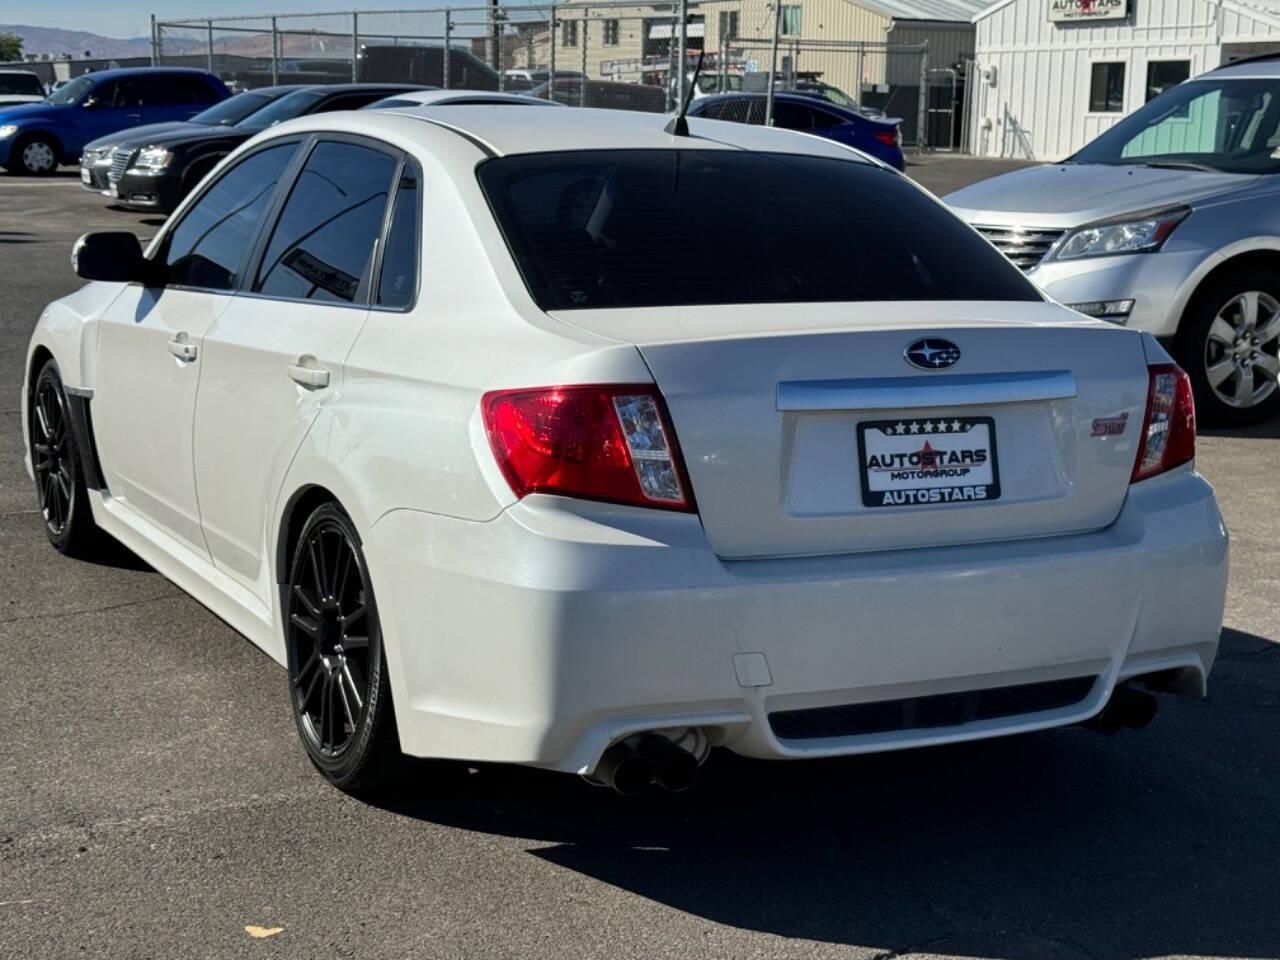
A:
[29,359,98,555]
[286,503,398,793]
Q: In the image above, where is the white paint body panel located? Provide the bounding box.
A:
[22,107,1229,777]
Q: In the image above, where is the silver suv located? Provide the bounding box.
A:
[947,56,1280,426]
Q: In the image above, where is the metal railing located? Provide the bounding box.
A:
[152,1,941,148]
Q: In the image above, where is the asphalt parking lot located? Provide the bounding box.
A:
[1,157,1277,960]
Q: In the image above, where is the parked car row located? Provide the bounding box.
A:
[80,82,426,212]
[947,54,1280,426]
[9,57,1276,427]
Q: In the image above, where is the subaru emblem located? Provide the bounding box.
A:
[904,338,961,371]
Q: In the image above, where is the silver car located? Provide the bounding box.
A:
[947,56,1280,426]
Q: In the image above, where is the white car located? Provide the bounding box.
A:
[0,69,48,108]
[24,107,1228,797]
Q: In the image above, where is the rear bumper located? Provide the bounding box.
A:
[366,467,1227,774]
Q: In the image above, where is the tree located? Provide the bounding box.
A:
[0,33,23,62]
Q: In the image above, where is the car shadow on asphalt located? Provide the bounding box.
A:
[373,626,1279,959]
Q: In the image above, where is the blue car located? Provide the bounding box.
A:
[0,67,228,175]
[687,92,905,171]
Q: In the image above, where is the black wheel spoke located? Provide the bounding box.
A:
[333,547,353,607]
[342,660,365,711]
[292,583,322,618]
[339,604,366,631]
[309,539,328,601]
[299,658,323,708]
[336,670,357,731]
[341,633,369,651]
[319,675,333,752]
[290,612,322,640]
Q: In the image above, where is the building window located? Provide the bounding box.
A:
[1146,60,1190,102]
[603,19,619,45]
[719,10,739,40]
[781,4,802,36]
[562,19,578,47]
[1089,62,1125,112]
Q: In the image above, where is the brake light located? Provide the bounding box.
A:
[482,385,694,512]
[874,127,900,147]
[1131,364,1195,483]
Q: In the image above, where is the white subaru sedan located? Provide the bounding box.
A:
[23,106,1228,796]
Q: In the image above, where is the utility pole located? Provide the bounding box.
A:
[765,0,782,127]
[487,0,500,72]
[676,0,688,110]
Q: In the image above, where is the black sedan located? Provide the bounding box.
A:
[81,85,304,195]
[105,83,427,213]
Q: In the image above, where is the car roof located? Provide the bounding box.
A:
[310,83,431,95]
[372,89,558,107]
[262,105,878,164]
[71,66,218,81]
[1205,57,1280,79]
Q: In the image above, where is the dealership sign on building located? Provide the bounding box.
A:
[1049,0,1128,22]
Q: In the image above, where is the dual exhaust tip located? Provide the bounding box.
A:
[593,734,701,795]
[1084,682,1159,735]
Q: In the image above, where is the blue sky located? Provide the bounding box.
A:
[21,2,394,41]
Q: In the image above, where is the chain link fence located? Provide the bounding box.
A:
[153,1,936,147]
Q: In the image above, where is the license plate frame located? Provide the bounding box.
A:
[856,415,1001,508]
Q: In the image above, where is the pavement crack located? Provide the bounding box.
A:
[0,593,181,625]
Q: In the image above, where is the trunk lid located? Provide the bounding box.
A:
[550,301,1151,559]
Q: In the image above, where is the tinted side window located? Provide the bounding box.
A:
[771,101,813,130]
[377,162,420,308]
[135,75,179,105]
[110,79,145,107]
[164,142,298,290]
[255,141,397,303]
[170,75,220,104]
[316,93,388,113]
[810,108,843,129]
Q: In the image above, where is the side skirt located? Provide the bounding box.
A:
[88,490,286,666]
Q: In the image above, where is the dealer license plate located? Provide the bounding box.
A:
[109,182,118,198]
[856,416,1001,508]
[80,167,91,185]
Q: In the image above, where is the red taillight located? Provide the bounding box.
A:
[482,385,694,512]
[1131,364,1196,483]
[874,128,899,147]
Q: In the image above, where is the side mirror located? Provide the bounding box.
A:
[71,232,150,283]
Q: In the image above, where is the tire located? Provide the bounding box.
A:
[285,502,400,796]
[12,133,59,175]
[1176,271,1280,427]
[28,359,104,557]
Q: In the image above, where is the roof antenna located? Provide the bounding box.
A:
[665,48,706,137]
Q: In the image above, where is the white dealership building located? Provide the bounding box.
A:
[967,0,1280,158]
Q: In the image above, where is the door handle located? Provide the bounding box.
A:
[288,357,330,390]
[167,334,197,363]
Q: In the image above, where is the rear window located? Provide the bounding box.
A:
[0,73,43,96]
[192,90,277,126]
[237,89,324,131]
[477,150,1041,311]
